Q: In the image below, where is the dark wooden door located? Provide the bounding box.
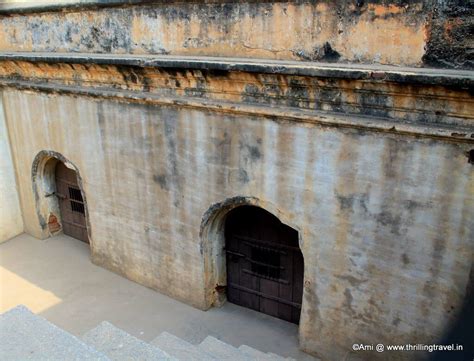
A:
[55,162,89,244]
[225,206,304,324]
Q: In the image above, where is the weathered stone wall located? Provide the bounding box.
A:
[0,0,472,69]
[0,91,23,242]
[423,0,474,69]
[0,1,472,360]
[2,88,473,360]
[0,58,472,131]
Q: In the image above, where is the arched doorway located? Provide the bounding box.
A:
[32,151,90,244]
[54,162,89,244]
[225,206,304,324]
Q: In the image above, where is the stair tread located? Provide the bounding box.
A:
[198,335,254,360]
[0,305,108,361]
[267,352,294,361]
[82,321,173,360]
[238,345,276,361]
[151,332,218,361]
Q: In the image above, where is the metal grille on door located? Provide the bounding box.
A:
[225,206,304,324]
[55,162,89,244]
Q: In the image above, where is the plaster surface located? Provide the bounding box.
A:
[0,92,23,242]
[0,2,428,67]
[2,89,473,360]
[1,1,471,69]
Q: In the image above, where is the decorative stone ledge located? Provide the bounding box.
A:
[4,77,474,143]
[0,52,472,89]
[0,52,473,142]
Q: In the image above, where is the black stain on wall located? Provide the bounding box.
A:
[294,42,341,62]
[337,194,355,211]
[239,143,261,162]
[153,174,169,190]
[423,0,474,69]
[376,209,402,236]
[467,149,474,164]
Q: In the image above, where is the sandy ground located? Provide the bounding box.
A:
[0,233,317,360]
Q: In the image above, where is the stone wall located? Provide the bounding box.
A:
[0,92,23,242]
[0,1,473,360]
[0,0,472,69]
[2,88,473,360]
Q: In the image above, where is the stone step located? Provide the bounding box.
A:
[238,345,277,361]
[268,352,296,361]
[0,305,108,361]
[151,332,218,361]
[82,321,174,361]
[198,335,254,360]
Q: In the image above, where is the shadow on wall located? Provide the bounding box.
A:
[430,266,474,361]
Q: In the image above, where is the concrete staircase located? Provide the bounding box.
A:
[0,305,297,361]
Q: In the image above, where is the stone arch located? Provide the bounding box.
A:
[200,196,307,323]
[31,150,92,247]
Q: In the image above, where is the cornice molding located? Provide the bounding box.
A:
[2,77,472,143]
[0,52,472,142]
[0,52,472,89]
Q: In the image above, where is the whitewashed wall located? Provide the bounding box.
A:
[3,89,473,361]
[0,91,23,242]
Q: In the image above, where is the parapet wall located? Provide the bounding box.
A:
[0,0,472,69]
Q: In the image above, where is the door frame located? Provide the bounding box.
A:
[225,205,304,324]
[31,150,91,246]
[200,197,307,322]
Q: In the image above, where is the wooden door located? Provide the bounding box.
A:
[55,162,89,244]
[225,206,303,324]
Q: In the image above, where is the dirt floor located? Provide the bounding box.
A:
[0,233,317,360]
